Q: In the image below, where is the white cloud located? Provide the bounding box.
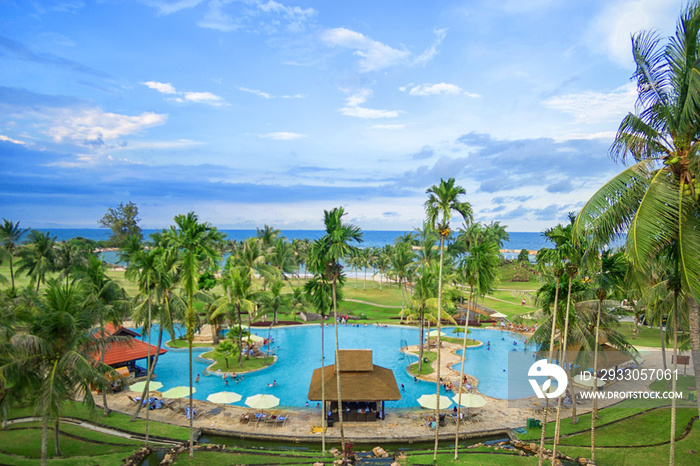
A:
[183,91,225,105]
[141,0,205,15]
[259,131,307,140]
[198,0,240,32]
[238,86,273,98]
[585,0,680,67]
[117,139,205,150]
[339,88,400,119]
[142,81,177,94]
[257,0,315,22]
[0,135,27,145]
[367,124,406,130]
[46,108,167,143]
[542,83,636,123]
[321,27,410,72]
[197,0,315,32]
[405,82,473,96]
[340,107,399,119]
[413,28,447,66]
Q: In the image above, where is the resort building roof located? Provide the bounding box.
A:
[307,350,400,402]
[92,324,166,367]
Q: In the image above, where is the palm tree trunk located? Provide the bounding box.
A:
[591,297,603,462]
[660,316,668,372]
[9,255,15,290]
[539,274,561,466]
[321,314,326,456]
[41,416,48,466]
[454,283,473,459]
[54,418,61,455]
[418,304,425,372]
[99,319,109,417]
[187,297,194,458]
[433,235,445,463]
[670,293,678,466]
[332,279,346,454]
[687,296,700,417]
[131,298,153,423]
[552,273,574,463]
[363,266,367,290]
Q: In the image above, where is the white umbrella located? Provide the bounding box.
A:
[163,386,195,407]
[452,393,487,408]
[245,394,280,413]
[207,391,242,415]
[129,381,163,393]
[491,312,507,319]
[245,334,264,343]
[573,374,605,388]
[426,330,446,337]
[417,394,452,410]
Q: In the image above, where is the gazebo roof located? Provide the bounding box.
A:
[307,350,400,402]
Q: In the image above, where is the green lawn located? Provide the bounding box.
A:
[618,322,666,348]
[407,350,436,376]
[199,351,274,372]
[172,449,333,465]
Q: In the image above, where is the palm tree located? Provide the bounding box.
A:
[390,242,416,311]
[77,254,128,416]
[453,239,499,459]
[256,224,280,249]
[304,274,335,456]
[16,230,56,293]
[424,177,472,461]
[259,279,286,325]
[269,237,296,280]
[307,207,362,455]
[572,5,700,428]
[0,219,29,291]
[54,241,89,287]
[167,212,224,458]
[223,263,256,366]
[11,280,110,466]
[585,249,627,462]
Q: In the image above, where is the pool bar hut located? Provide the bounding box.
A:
[307,349,400,422]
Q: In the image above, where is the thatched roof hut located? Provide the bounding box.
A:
[307,349,400,402]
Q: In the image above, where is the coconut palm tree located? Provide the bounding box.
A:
[16,230,56,293]
[572,6,700,429]
[11,280,110,466]
[0,219,29,292]
[54,241,89,287]
[453,239,499,459]
[167,212,224,458]
[307,207,362,455]
[222,262,256,366]
[390,242,416,311]
[304,274,335,456]
[76,254,128,416]
[256,224,280,249]
[424,177,472,461]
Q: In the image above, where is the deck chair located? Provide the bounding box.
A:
[274,415,289,427]
[126,395,140,404]
[205,407,222,417]
[239,413,252,424]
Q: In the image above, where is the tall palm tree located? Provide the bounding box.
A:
[16,230,56,293]
[390,242,416,311]
[77,254,128,416]
[424,177,472,461]
[167,212,224,458]
[304,274,335,456]
[12,280,110,466]
[223,263,256,367]
[307,207,362,455]
[454,239,499,459]
[256,224,280,249]
[0,219,29,291]
[54,241,89,287]
[573,5,700,428]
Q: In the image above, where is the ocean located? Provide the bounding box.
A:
[37,229,551,252]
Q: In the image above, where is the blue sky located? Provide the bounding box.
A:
[0,0,685,231]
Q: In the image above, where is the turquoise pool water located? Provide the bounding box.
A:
[133,325,539,408]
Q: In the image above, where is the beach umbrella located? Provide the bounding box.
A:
[491,312,507,319]
[245,334,264,343]
[417,394,452,411]
[245,394,280,413]
[452,393,487,417]
[163,386,195,407]
[573,374,605,388]
[426,330,446,337]
[207,391,242,416]
[452,393,487,408]
[129,381,162,393]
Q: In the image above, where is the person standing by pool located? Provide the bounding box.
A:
[195,374,199,383]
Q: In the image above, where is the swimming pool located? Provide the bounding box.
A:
[133,324,539,408]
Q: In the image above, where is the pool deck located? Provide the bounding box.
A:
[104,339,685,444]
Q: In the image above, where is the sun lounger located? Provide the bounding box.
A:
[310,426,326,434]
[204,407,222,417]
[273,415,289,427]
[185,407,199,420]
[239,413,253,424]
[126,395,139,404]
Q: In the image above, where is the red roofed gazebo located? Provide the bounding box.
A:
[94,324,166,378]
